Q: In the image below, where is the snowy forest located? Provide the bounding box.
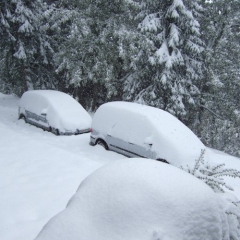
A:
[0,0,240,157]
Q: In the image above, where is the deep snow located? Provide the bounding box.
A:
[35,158,230,240]
[0,93,240,240]
[0,93,124,240]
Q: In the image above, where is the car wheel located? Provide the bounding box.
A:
[50,127,60,136]
[23,116,27,123]
[20,114,27,123]
[96,139,108,150]
[54,129,60,136]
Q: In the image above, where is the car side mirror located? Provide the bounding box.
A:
[144,136,153,146]
[41,109,47,116]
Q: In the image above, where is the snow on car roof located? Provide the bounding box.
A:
[23,90,79,108]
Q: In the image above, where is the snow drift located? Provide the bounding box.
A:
[35,158,227,240]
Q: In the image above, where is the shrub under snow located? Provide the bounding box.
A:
[181,149,240,239]
[35,158,237,240]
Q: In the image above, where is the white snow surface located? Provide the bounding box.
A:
[0,93,123,240]
[19,90,92,132]
[92,101,205,167]
[0,93,240,240]
[35,158,227,240]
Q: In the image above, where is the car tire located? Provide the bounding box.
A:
[96,139,108,150]
[19,114,27,123]
[50,127,60,136]
[54,129,60,136]
[23,116,27,123]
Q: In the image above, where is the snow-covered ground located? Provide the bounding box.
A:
[0,93,125,240]
[0,93,240,240]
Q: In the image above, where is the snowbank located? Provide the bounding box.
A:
[35,158,226,240]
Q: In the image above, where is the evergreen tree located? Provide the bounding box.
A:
[0,0,55,96]
[194,0,240,156]
[52,0,130,110]
[123,0,204,117]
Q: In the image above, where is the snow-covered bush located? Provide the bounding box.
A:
[35,158,236,240]
[182,149,240,193]
[181,149,240,240]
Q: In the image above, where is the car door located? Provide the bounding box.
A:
[126,115,154,159]
[106,121,132,157]
[25,109,49,129]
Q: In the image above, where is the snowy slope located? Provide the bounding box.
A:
[0,93,125,240]
[0,93,240,240]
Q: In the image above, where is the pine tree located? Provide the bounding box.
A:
[0,0,55,96]
[194,0,240,156]
[52,0,130,110]
[123,0,204,117]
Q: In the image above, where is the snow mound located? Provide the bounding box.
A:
[35,158,226,240]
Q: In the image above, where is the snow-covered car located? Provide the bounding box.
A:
[90,101,205,166]
[18,90,92,135]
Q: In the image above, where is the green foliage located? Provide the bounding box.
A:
[192,0,240,157]
[122,0,204,117]
[0,0,56,96]
[48,0,129,110]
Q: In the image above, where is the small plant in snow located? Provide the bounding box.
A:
[181,149,240,240]
[181,149,240,193]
